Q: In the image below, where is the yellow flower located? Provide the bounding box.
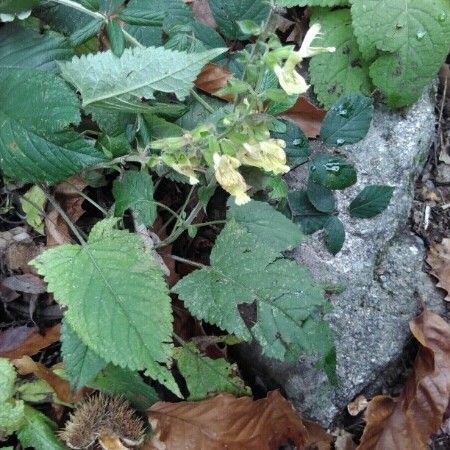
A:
[239,139,290,175]
[161,154,199,185]
[273,52,308,96]
[213,153,250,205]
[298,23,336,58]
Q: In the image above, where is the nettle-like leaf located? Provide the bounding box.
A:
[113,170,156,226]
[351,0,450,107]
[61,321,107,391]
[59,46,227,110]
[0,68,105,184]
[310,154,357,190]
[209,0,271,40]
[173,220,333,362]
[227,199,305,253]
[0,24,73,72]
[349,185,394,218]
[17,406,66,450]
[309,8,372,108]
[275,0,348,6]
[320,94,373,146]
[32,218,178,395]
[175,343,250,400]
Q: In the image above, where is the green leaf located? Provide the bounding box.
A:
[0,357,17,403]
[32,218,179,395]
[309,8,372,108]
[288,191,329,234]
[17,406,65,450]
[310,154,357,190]
[0,24,73,72]
[320,94,373,146]
[349,185,394,218]
[173,221,332,361]
[0,68,105,184]
[61,321,108,391]
[20,185,46,234]
[324,216,345,255]
[307,179,336,213]
[175,343,250,400]
[351,0,450,107]
[0,0,38,14]
[209,0,271,40]
[275,0,348,6]
[59,46,227,109]
[227,199,305,253]
[295,215,329,235]
[113,171,156,226]
[90,364,159,411]
[268,176,289,200]
[106,20,125,57]
[271,120,310,168]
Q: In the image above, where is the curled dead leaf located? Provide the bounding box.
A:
[145,390,307,450]
[347,395,368,416]
[280,96,326,138]
[0,324,60,359]
[303,419,333,450]
[358,309,450,450]
[427,238,450,301]
[195,63,233,99]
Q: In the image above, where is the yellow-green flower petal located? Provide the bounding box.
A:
[239,139,290,175]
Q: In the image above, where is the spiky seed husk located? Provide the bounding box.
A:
[60,394,145,449]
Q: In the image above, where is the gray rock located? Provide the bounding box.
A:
[237,89,445,426]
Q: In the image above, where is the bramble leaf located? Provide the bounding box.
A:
[173,221,333,361]
[309,8,372,108]
[310,154,357,190]
[349,185,394,218]
[32,219,179,395]
[324,216,345,255]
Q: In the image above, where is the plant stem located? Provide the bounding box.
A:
[193,220,226,228]
[51,0,104,20]
[122,29,145,48]
[154,201,185,223]
[41,187,87,245]
[170,254,205,268]
[190,89,215,113]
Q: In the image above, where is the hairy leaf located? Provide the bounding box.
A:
[32,219,178,395]
[0,357,16,403]
[175,343,250,400]
[209,0,271,40]
[309,8,372,108]
[349,185,394,218]
[320,94,373,146]
[59,46,227,109]
[0,68,105,183]
[359,310,450,450]
[61,321,107,391]
[0,24,73,72]
[113,171,156,226]
[173,221,332,361]
[310,155,357,190]
[351,0,450,107]
[146,391,307,450]
[227,199,304,253]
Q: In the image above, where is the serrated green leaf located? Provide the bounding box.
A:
[209,0,271,40]
[310,154,357,190]
[309,8,372,108]
[275,0,348,6]
[113,171,156,226]
[173,221,332,361]
[90,364,159,411]
[20,185,46,234]
[351,0,450,107]
[32,218,179,395]
[175,343,250,400]
[17,406,65,450]
[271,120,310,168]
[0,68,105,184]
[268,176,289,200]
[69,18,103,47]
[307,179,336,213]
[324,216,345,255]
[227,199,304,253]
[0,357,16,403]
[320,94,373,146]
[107,20,125,57]
[61,321,107,391]
[59,46,226,110]
[0,24,73,72]
[349,185,394,218]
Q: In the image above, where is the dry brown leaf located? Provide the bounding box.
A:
[303,419,333,450]
[145,391,307,450]
[347,395,369,416]
[280,96,326,138]
[195,63,233,99]
[13,355,82,403]
[187,0,216,28]
[334,430,357,450]
[1,273,46,294]
[358,309,450,450]
[6,241,42,273]
[0,325,60,359]
[427,238,450,301]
